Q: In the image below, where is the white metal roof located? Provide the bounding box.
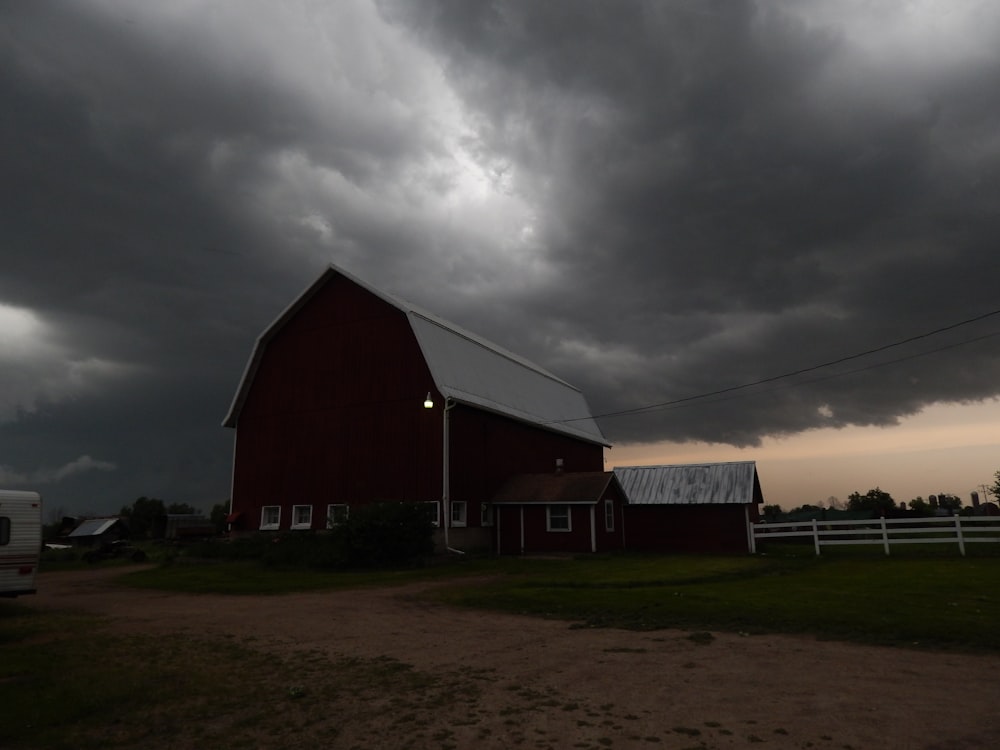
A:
[613,462,762,505]
[67,518,120,537]
[223,264,609,446]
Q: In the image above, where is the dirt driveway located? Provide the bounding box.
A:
[29,567,1000,749]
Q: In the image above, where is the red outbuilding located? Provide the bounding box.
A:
[223,264,609,552]
[614,462,764,554]
[491,470,628,555]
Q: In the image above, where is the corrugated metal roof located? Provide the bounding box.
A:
[223,265,609,446]
[67,518,120,537]
[492,472,619,504]
[613,462,762,505]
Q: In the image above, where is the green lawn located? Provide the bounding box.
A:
[110,548,1000,652]
[427,551,1000,651]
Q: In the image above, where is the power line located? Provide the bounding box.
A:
[642,328,1000,415]
[553,307,1000,424]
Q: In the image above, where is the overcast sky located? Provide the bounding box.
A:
[3,1,999,516]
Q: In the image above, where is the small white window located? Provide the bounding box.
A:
[480,502,493,527]
[327,504,350,528]
[604,499,614,532]
[291,505,313,530]
[424,501,440,527]
[260,505,280,531]
[547,504,571,532]
[451,501,467,527]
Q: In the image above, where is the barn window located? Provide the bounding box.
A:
[423,501,440,527]
[604,499,614,532]
[480,502,493,527]
[260,506,280,531]
[450,501,467,527]
[546,505,571,532]
[291,505,312,530]
[327,504,350,528]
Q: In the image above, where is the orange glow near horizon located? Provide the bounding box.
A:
[606,400,1000,509]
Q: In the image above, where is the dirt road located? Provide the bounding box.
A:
[28,567,1000,749]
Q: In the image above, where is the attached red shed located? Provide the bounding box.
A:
[223,265,609,551]
[491,470,627,555]
[614,462,764,554]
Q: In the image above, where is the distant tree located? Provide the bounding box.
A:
[762,504,782,521]
[120,496,166,539]
[990,469,1000,503]
[166,502,201,515]
[936,493,962,512]
[827,496,845,510]
[847,487,895,515]
[210,501,230,534]
[909,496,932,516]
[789,503,824,515]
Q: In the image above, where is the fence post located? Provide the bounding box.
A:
[812,518,820,556]
[955,515,966,557]
[881,515,890,556]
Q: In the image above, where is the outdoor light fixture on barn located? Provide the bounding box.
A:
[424,392,462,554]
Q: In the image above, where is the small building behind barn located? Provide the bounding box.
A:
[615,462,763,554]
[491,468,628,555]
[66,517,129,548]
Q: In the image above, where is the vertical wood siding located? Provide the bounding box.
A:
[230,274,605,532]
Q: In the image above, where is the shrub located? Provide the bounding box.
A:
[181,502,434,569]
[332,502,435,568]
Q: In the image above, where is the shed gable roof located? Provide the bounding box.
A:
[67,518,122,537]
[223,264,608,446]
[491,471,621,505]
[613,462,763,505]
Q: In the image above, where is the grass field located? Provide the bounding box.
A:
[3,549,998,748]
[428,549,1000,650]
[115,545,1000,651]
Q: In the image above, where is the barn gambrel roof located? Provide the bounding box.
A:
[614,461,763,505]
[223,264,609,447]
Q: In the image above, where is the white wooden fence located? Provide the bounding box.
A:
[751,515,1000,556]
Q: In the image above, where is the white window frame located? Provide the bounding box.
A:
[327,504,350,528]
[424,501,440,527]
[604,499,615,532]
[451,501,467,528]
[291,504,313,530]
[480,502,493,527]
[260,505,280,531]
[546,504,571,532]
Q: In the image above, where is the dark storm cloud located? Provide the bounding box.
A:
[2,1,999,513]
[384,0,1000,444]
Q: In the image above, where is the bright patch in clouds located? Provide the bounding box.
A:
[0,455,117,486]
[0,302,140,423]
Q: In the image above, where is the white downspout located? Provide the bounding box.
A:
[441,398,464,555]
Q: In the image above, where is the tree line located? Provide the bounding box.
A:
[118,496,230,539]
[764,468,1000,521]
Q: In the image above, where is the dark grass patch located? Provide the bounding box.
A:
[429,554,1000,652]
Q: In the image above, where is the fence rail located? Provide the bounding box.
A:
[751,515,1000,556]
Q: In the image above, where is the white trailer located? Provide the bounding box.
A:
[0,490,42,597]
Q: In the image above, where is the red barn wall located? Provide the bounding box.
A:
[230,273,606,534]
[624,505,755,554]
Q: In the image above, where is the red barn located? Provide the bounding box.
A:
[614,462,763,554]
[223,265,609,552]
